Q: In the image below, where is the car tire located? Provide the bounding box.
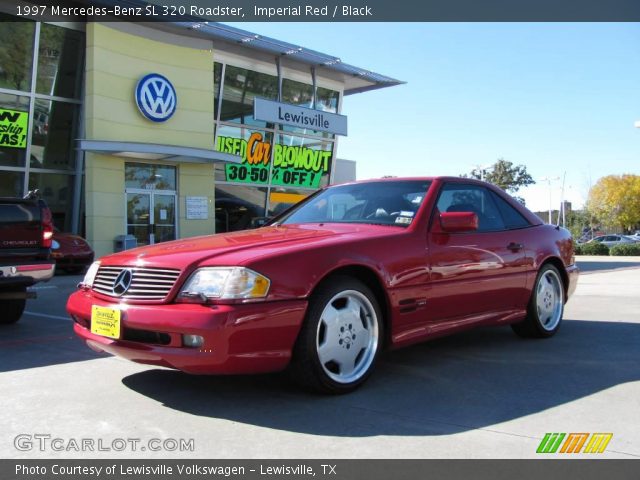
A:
[0,288,27,324]
[290,276,384,394]
[511,263,565,338]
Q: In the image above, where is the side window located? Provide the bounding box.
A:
[436,184,506,232]
[490,191,531,229]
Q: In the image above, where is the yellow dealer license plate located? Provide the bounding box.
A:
[91,305,121,339]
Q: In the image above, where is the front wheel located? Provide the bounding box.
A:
[511,264,565,338]
[290,276,384,394]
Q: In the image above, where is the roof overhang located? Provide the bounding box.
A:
[78,140,242,164]
[87,1,405,95]
[170,21,406,96]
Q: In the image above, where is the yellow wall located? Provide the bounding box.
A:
[178,163,215,238]
[84,153,125,257]
[84,23,215,257]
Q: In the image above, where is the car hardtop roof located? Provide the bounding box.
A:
[327,176,543,226]
[332,176,495,187]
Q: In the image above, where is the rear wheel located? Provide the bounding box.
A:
[0,287,27,324]
[290,276,383,394]
[511,264,565,338]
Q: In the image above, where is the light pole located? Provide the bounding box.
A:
[471,163,494,181]
[539,176,559,224]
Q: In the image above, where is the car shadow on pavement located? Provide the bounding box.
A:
[121,318,640,436]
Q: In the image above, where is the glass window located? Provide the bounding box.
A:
[125,163,177,190]
[271,133,334,188]
[316,86,339,114]
[0,93,29,167]
[36,23,84,99]
[436,184,506,232]
[30,99,80,170]
[0,171,24,197]
[220,65,278,126]
[282,78,313,107]
[215,184,267,233]
[28,172,74,231]
[215,125,273,184]
[278,180,431,227]
[490,191,531,229]
[0,16,35,92]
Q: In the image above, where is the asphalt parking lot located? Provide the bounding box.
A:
[1,256,639,459]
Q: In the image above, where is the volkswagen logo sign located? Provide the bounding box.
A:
[135,73,177,122]
[112,269,133,296]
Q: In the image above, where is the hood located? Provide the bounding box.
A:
[99,224,400,270]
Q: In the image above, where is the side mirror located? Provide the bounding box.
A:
[439,211,478,233]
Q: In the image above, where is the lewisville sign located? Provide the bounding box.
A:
[253,98,348,136]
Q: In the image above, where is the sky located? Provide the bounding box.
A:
[226,22,640,212]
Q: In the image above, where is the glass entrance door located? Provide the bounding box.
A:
[153,193,176,243]
[126,192,151,247]
[126,190,177,247]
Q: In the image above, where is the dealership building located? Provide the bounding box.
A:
[0,9,401,257]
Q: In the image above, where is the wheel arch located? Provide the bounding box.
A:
[539,256,569,301]
[311,265,392,348]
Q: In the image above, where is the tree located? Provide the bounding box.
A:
[0,23,34,91]
[464,158,535,203]
[565,209,597,241]
[586,174,640,232]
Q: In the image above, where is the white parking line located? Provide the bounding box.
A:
[24,311,70,321]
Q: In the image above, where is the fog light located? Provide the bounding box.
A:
[182,334,204,348]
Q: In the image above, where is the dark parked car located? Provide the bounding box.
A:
[1,192,55,324]
[51,229,94,274]
[68,177,578,393]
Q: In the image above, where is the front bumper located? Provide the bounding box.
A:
[566,264,579,299]
[67,290,308,374]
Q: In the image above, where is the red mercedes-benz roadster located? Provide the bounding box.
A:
[67,177,578,393]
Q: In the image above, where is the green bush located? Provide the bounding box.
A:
[577,242,609,256]
[609,243,640,256]
[574,244,583,255]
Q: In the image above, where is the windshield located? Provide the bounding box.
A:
[275,180,432,227]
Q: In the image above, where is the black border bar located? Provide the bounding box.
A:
[4,459,640,480]
[5,0,640,22]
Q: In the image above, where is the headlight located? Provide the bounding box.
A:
[178,267,270,302]
[81,261,100,288]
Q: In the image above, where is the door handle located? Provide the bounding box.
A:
[507,242,524,251]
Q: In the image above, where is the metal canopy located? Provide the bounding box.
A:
[172,21,405,95]
[89,0,405,95]
[78,140,242,164]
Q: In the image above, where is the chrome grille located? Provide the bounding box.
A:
[92,266,181,300]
